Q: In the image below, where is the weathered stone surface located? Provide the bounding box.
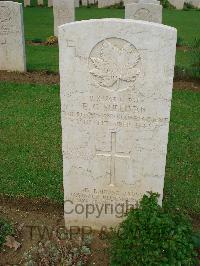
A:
[59,19,176,229]
[48,0,53,7]
[125,3,162,23]
[24,0,30,7]
[124,0,138,4]
[53,0,75,36]
[75,0,80,7]
[140,0,160,4]
[168,0,184,9]
[124,0,160,4]
[98,0,121,8]
[38,0,44,5]
[98,0,116,7]
[0,1,26,72]
[82,0,88,6]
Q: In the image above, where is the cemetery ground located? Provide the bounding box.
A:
[0,5,200,265]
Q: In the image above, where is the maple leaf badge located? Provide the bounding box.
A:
[89,38,141,92]
[134,8,152,21]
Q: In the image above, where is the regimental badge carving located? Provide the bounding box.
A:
[134,8,152,21]
[89,38,141,92]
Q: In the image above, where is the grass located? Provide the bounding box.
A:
[26,45,58,72]
[20,6,200,73]
[162,9,200,44]
[0,82,62,202]
[0,82,199,215]
[164,89,200,214]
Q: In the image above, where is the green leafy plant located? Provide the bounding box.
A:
[0,218,13,249]
[109,193,197,266]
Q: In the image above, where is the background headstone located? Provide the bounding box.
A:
[59,19,177,229]
[48,0,53,7]
[82,0,88,5]
[124,0,160,4]
[98,0,116,8]
[185,0,200,7]
[140,0,160,4]
[75,0,80,7]
[124,0,139,5]
[53,0,75,36]
[168,0,184,9]
[38,0,44,6]
[0,1,26,72]
[24,0,30,7]
[125,2,162,23]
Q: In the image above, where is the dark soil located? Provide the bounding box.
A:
[0,196,109,266]
[26,41,58,46]
[176,45,191,51]
[0,70,200,92]
[0,196,63,265]
[173,80,200,92]
[0,70,59,85]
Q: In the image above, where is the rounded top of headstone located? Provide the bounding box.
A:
[58,18,177,35]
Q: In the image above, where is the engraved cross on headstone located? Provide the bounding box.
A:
[96,132,130,187]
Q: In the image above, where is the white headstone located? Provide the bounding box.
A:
[75,0,80,7]
[59,19,177,229]
[125,3,162,23]
[0,1,26,72]
[168,0,184,9]
[53,0,75,36]
[48,0,53,7]
[82,0,88,5]
[24,0,30,7]
[124,0,139,5]
[98,0,116,8]
[38,0,44,5]
[140,0,160,4]
[115,0,123,4]
[185,0,200,7]
[124,0,160,4]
